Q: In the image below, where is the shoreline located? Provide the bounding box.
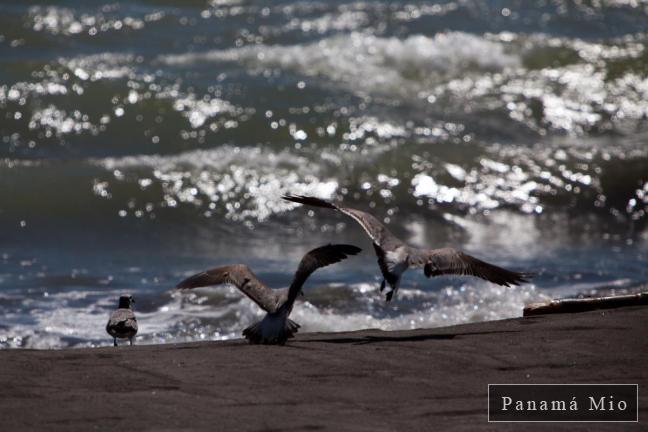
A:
[1,306,646,431]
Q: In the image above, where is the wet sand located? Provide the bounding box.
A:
[1,306,646,431]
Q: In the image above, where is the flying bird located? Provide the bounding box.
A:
[106,295,138,346]
[282,194,531,301]
[176,244,361,345]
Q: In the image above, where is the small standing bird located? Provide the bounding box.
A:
[106,295,138,346]
[282,194,532,302]
[176,244,361,345]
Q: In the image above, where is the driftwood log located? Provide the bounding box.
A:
[523,292,648,316]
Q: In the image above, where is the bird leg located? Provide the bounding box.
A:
[379,279,386,292]
[385,290,394,302]
[113,338,117,347]
[129,337,134,346]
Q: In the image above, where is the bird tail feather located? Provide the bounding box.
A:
[242,312,300,345]
[281,194,337,210]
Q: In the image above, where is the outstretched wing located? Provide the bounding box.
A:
[408,247,531,287]
[286,244,362,306]
[282,194,402,248]
[176,264,280,313]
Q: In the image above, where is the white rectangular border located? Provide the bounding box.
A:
[487,383,639,423]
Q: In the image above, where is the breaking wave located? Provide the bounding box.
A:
[161,31,521,97]
[0,280,547,349]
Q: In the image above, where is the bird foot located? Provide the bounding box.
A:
[385,290,394,302]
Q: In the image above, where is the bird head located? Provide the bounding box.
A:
[118,295,135,309]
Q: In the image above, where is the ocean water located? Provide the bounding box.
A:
[1,0,646,349]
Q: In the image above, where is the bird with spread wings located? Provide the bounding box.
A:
[176,244,361,344]
[282,195,531,301]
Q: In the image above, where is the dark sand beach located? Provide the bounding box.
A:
[1,2,647,430]
[1,306,645,431]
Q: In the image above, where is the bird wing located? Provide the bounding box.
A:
[286,244,362,306]
[408,247,532,287]
[372,243,400,285]
[176,264,280,313]
[107,309,138,331]
[281,194,402,248]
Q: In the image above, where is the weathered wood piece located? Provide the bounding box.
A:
[523,292,648,316]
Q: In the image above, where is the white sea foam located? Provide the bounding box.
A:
[29,105,97,136]
[94,146,339,222]
[0,280,549,349]
[161,32,520,97]
[60,52,137,81]
[292,282,548,334]
[172,95,237,128]
[412,165,543,214]
[29,6,145,37]
[282,10,370,34]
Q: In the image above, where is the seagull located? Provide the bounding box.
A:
[176,244,361,345]
[106,295,138,346]
[282,194,531,302]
